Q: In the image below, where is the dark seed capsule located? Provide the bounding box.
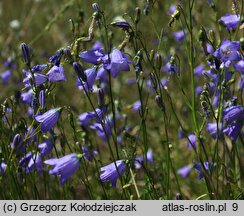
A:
[176,193,183,200]
[135,7,141,24]
[73,62,87,82]
[92,3,101,13]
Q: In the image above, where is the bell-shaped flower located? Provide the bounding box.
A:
[100,160,127,187]
[177,164,192,178]
[35,107,62,133]
[102,49,132,78]
[46,65,66,83]
[219,14,240,31]
[77,67,97,91]
[44,153,82,185]
[38,139,53,156]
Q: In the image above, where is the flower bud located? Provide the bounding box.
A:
[92,3,101,13]
[97,88,105,108]
[176,193,183,200]
[21,43,31,67]
[73,62,87,82]
[155,95,165,111]
[63,47,73,64]
[150,72,158,91]
[149,50,155,62]
[135,7,141,24]
[39,90,45,109]
[155,54,162,70]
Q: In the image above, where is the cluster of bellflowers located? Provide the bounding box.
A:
[175,6,244,180]
[0,4,158,188]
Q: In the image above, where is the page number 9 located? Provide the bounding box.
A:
[232,203,238,211]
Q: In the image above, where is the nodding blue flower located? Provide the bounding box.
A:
[46,65,66,82]
[19,152,44,173]
[223,121,243,142]
[111,21,130,29]
[77,67,97,91]
[146,79,168,93]
[194,64,205,77]
[177,164,192,178]
[21,89,33,105]
[219,14,240,31]
[223,105,244,125]
[0,161,7,175]
[134,150,153,169]
[44,153,82,185]
[234,60,244,73]
[163,61,178,75]
[102,49,132,78]
[0,70,11,84]
[92,41,104,50]
[49,50,62,65]
[90,116,113,141]
[206,122,224,139]
[35,107,62,133]
[38,139,53,156]
[31,64,47,73]
[9,133,25,153]
[78,107,104,127]
[96,66,108,82]
[81,145,98,161]
[100,160,127,188]
[193,162,215,180]
[168,4,177,15]
[79,49,104,65]
[132,100,141,113]
[73,62,87,82]
[23,70,48,88]
[187,134,197,150]
[173,30,185,43]
[213,39,240,67]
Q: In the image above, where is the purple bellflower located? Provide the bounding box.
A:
[38,139,53,156]
[132,100,141,113]
[23,70,48,88]
[81,145,98,161]
[206,122,224,139]
[219,14,240,31]
[134,150,153,169]
[44,153,82,185]
[234,60,244,73]
[0,161,7,175]
[90,116,113,141]
[0,70,11,84]
[35,107,62,133]
[46,65,66,82]
[19,152,44,173]
[187,134,197,150]
[100,160,127,188]
[102,49,132,78]
[173,30,185,43]
[223,105,244,125]
[77,67,97,91]
[21,89,33,105]
[177,164,192,178]
[213,39,240,67]
[79,49,104,65]
[193,162,215,180]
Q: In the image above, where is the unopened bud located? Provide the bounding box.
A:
[135,7,141,24]
[39,90,45,109]
[198,27,208,43]
[92,3,101,13]
[63,47,73,64]
[97,88,105,107]
[149,50,155,62]
[150,72,158,91]
[73,62,87,82]
[176,193,183,200]
[155,54,162,70]
[155,95,165,111]
[21,43,31,67]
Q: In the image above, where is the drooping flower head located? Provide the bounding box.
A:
[102,49,132,78]
[177,164,192,178]
[38,139,53,156]
[134,150,153,169]
[173,30,185,43]
[219,14,240,31]
[0,161,7,175]
[81,145,98,161]
[19,152,44,173]
[35,107,62,133]
[186,134,197,149]
[44,153,81,185]
[46,65,66,83]
[100,160,127,187]
[193,162,215,180]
